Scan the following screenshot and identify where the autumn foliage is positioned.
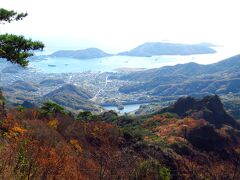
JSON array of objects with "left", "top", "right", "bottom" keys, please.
[
  {"left": 0, "top": 109, "right": 141, "bottom": 179},
  {"left": 0, "top": 104, "right": 240, "bottom": 179}
]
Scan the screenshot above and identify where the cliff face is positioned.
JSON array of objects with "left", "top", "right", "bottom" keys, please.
[{"left": 160, "top": 95, "right": 239, "bottom": 128}]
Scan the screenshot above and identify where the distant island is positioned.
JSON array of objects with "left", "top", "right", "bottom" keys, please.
[
  {"left": 31, "top": 42, "right": 217, "bottom": 60},
  {"left": 50, "top": 48, "right": 111, "bottom": 59},
  {"left": 118, "top": 42, "right": 217, "bottom": 57}
]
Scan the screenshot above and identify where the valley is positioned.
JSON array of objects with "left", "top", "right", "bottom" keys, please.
[{"left": 0, "top": 63, "right": 157, "bottom": 112}]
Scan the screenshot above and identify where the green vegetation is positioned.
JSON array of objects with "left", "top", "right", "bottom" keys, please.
[
  {"left": 76, "top": 111, "right": 93, "bottom": 121},
  {"left": 0, "top": 8, "right": 27, "bottom": 23},
  {"left": 17, "top": 106, "right": 26, "bottom": 112},
  {"left": 39, "top": 101, "right": 66, "bottom": 116},
  {"left": 122, "top": 126, "right": 148, "bottom": 140},
  {"left": 15, "top": 139, "right": 36, "bottom": 179},
  {"left": 0, "top": 8, "right": 44, "bottom": 67},
  {"left": 134, "top": 159, "right": 171, "bottom": 180}
]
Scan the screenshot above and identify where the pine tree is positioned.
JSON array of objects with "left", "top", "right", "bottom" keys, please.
[{"left": 0, "top": 8, "right": 44, "bottom": 67}]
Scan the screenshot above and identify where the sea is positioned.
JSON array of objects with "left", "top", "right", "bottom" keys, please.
[{"left": 29, "top": 47, "right": 239, "bottom": 74}]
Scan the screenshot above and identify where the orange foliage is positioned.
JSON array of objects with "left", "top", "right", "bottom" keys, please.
[
  {"left": 4, "top": 125, "right": 27, "bottom": 140},
  {"left": 11, "top": 125, "right": 27, "bottom": 134},
  {"left": 0, "top": 109, "right": 137, "bottom": 179},
  {"left": 70, "top": 139, "right": 83, "bottom": 154},
  {"left": 146, "top": 115, "right": 208, "bottom": 145},
  {"left": 1, "top": 107, "right": 239, "bottom": 179},
  {"left": 47, "top": 119, "right": 59, "bottom": 129}
]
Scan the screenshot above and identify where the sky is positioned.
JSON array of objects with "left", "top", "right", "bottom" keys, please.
[{"left": 1, "top": 0, "right": 240, "bottom": 53}]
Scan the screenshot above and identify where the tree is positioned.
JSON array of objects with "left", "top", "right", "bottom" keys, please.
[
  {"left": 0, "top": 8, "right": 27, "bottom": 23},
  {"left": 0, "top": 8, "right": 44, "bottom": 67},
  {"left": 134, "top": 159, "right": 171, "bottom": 180},
  {"left": 76, "top": 111, "right": 93, "bottom": 121},
  {"left": 39, "top": 101, "right": 65, "bottom": 117}
]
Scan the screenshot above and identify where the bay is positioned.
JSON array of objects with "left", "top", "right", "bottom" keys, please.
[{"left": 29, "top": 47, "right": 238, "bottom": 73}]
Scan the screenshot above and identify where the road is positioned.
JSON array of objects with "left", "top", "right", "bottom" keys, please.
[{"left": 91, "top": 75, "right": 109, "bottom": 102}]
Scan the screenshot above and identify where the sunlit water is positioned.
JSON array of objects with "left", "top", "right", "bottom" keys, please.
[
  {"left": 29, "top": 47, "right": 240, "bottom": 73},
  {"left": 103, "top": 104, "right": 145, "bottom": 114}
]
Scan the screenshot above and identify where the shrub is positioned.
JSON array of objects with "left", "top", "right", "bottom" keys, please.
[
  {"left": 76, "top": 111, "right": 93, "bottom": 121},
  {"left": 162, "top": 112, "right": 177, "bottom": 119},
  {"left": 17, "top": 106, "right": 26, "bottom": 112},
  {"left": 122, "top": 127, "right": 147, "bottom": 141},
  {"left": 48, "top": 119, "right": 59, "bottom": 129},
  {"left": 134, "top": 159, "right": 171, "bottom": 180}
]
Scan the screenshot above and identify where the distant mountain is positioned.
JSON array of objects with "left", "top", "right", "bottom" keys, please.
[
  {"left": 118, "top": 42, "right": 216, "bottom": 56},
  {"left": 119, "top": 54, "right": 240, "bottom": 93},
  {"left": 50, "top": 48, "right": 111, "bottom": 59},
  {"left": 41, "top": 84, "right": 102, "bottom": 112}
]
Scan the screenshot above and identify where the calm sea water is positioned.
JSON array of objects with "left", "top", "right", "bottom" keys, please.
[
  {"left": 29, "top": 47, "right": 238, "bottom": 73},
  {"left": 29, "top": 55, "right": 179, "bottom": 73},
  {"left": 104, "top": 104, "right": 145, "bottom": 114}
]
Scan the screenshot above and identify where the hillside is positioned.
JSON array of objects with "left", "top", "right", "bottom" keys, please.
[
  {"left": 41, "top": 84, "right": 102, "bottom": 112},
  {"left": 0, "top": 95, "right": 240, "bottom": 179},
  {"left": 50, "top": 48, "right": 111, "bottom": 59},
  {"left": 1, "top": 81, "right": 40, "bottom": 104},
  {"left": 118, "top": 42, "right": 216, "bottom": 56},
  {"left": 119, "top": 55, "right": 240, "bottom": 95},
  {"left": 118, "top": 55, "right": 240, "bottom": 119},
  {"left": 9, "top": 80, "right": 39, "bottom": 92},
  {"left": 120, "top": 54, "right": 240, "bottom": 81}
]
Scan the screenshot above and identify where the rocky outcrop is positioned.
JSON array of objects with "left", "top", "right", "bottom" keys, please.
[
  {"left": 187, "top": 124, "right": 229, "bottom": 151},
  {"left": 160, "top": 95, "right": 239, "bottom": 128}
]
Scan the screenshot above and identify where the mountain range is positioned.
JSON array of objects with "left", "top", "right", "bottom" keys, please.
[{"left": 119, "top": 54, "right": 240, "bottom": 95}]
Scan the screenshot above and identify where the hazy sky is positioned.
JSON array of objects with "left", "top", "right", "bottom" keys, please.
[{"left": 1, "top": 0, "right": 240, "bottom": 53}]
